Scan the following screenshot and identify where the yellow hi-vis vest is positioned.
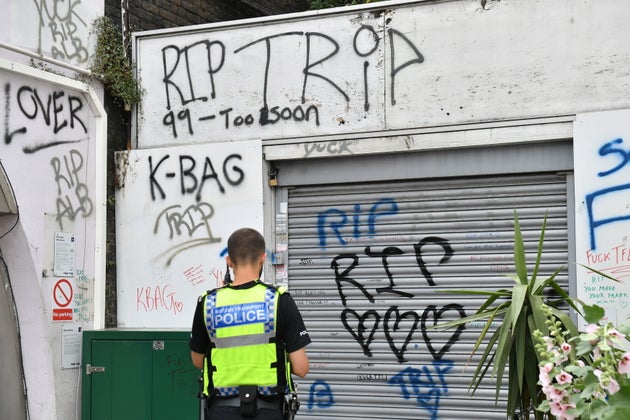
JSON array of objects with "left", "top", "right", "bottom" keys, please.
[{"left": 202, "top": 281, "right": 292, "bottom": 398}]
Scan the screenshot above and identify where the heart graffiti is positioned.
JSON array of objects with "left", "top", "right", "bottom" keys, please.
[
  {"left": 342, "top": 304, "right": 466, "bottom": 362},
  {"left": 421, "top": 304, "right": 466, "bottom": 361},
  {"left": 341, "top": 309, "right": 381, "bottom": 357},
  {"left": 384, "top": 306, "right": 420, "bottom": 363}
]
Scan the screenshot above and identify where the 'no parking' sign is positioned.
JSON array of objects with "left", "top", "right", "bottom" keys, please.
[{"left": 52, "top": 278, "right": 74, "bottom": 322}]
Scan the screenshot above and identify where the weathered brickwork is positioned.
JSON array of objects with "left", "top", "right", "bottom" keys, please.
[{"left": 106, "top": 0, "right": 308, "bottom": 32}]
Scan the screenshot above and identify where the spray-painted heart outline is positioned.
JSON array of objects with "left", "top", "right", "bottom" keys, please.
[
  {"left": 384, "top": 306, "right": 420, "bottom": 363},
  {"left": 421, "top": 304, "right": 466, "bottom": 361},
  {"left": 341, "top": 309, "right": 380, "bottom": 357}
]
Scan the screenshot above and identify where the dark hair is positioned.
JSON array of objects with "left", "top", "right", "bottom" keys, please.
[{"left": 227, "top": 228, "right": 265, "bottom": 266}]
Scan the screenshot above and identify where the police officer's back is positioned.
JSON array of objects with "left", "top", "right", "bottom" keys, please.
[{"left": 190, "top": 228, "right": 311, "bottom": 419}]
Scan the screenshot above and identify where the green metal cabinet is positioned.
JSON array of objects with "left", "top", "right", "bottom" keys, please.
[{"left": 81, "top": 330, "right": 200, "bottom": 420}]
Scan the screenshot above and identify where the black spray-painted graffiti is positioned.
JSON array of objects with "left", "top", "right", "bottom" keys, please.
[
  {"left": 149, "top": 153, "right": 244, "bottom": 202},
  {"left": 51, "top": 149, "right": 93, "bottom": 230},
  {"left": 332, "top": 238, "right": 454, "bottom": 306},
  {"left": 148, "top": 153, "right": 247, "bottom": 265},
  {"left": 153, "top": 202, "right": 222, "bottom": 265},
  {"left": 340, "top": 303, "right": 464, "bottom": 363},
  {"left": 3, "top": 83, "right": 88, "bottom": 153},
  {"left": 320, "top": 196, "right": 462, "bottom": 362},
  {"left": 33, "top": 0, "right": 89, "bottom": 63},
  {"left": 159, "top": 26, "right": 423, "bottom": 137},
  {"left": 315, "top": 196, "right": 465, "bottom": 418}
]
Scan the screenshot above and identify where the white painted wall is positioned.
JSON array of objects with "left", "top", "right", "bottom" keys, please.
[
  {"left": 115, "top": 140, "right": 264, "bottom": 328},
  {"left": 574, "top": 110, "right": 630, "bottom": 328},
  {"left": 0, "top": 0, "right": 99, "bottom": 66},
  {"left": 0, "top": 1, "right": 104, "bottom": 419},
  {"left": 0, "top": 60, "right": 103, "bottom": 420},
  {"left": 134, "top": 0, "right": 630, "bottom": 149}
]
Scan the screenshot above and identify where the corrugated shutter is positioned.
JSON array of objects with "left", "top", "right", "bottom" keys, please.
[{"left": 287, "top": 173, "right": 569, "bottom": 420}]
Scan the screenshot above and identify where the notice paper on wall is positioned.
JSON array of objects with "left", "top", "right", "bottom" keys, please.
[
  {"left": 53, "top": 232, "right": 75, "bottom": 277},
  {"left": 61, "top": 324, "right": 82, "bottom": 369}
]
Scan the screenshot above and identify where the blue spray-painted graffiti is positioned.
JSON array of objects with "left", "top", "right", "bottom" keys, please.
[
  {"left": 315, "top": 196, "right": 466, "bottom": 417},
  {"left": 317, "top": 198, "right": 398, "bottom": 248},
  {"left": 585, "top": 137, "right": 630, "bottom": 250},
  {"left": 586, "top": 182, "right": 630, "bottom": 251},
  {"left": 307, "top": 379, "right": 335, "bottom": 410},
  {"left": 388, "top": 360, "right": 454, "bottom": 420}
]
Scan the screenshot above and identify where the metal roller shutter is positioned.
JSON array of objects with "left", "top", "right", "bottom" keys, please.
[{"left": 287, "top": 173, "right": 569, "bottom": 420}]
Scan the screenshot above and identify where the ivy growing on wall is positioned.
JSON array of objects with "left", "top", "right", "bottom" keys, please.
[{"left": 90, "top": 16, "right": 143, "bottom": 109}]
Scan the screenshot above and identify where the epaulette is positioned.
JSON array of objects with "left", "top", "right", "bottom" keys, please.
[
  {"left": 258, "top": 281, "right": 287, "bottom": 295},
  {"left": 197, "top": 286, "right": 224, "bottom": 302}
]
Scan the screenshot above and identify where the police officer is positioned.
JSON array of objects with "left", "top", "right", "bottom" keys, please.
[{"left": 190, "top": 228, "right": 311, "bottom": 419}]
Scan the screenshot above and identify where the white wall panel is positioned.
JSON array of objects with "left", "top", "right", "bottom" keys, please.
[
  {"left": 134, "top": 0, "right": 630, "bottom": 148},
  {"left": 115, "top": 140, "right": 264, "bottom": 328}
]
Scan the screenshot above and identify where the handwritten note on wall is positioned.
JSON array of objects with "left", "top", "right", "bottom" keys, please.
[
  {"left": 574, "top": 109, "right": 630, "bottom": 326},
  {"left": 115, "top": 140, "right": 263, "bottom": 328}
]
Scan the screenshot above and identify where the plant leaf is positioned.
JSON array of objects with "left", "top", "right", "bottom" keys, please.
[
  {"left": 436, "top": 289, "right": 511, "bottom": 297},
  {"left": 430, "top": 306, "right": 508, "bottom": 330},
  {"left": 547, "top": 279, "right": 582, "bottom": 314},
  {"left": 469, "top": 306, "right": 505, "bottom": 358},
  {"left": 549, "top": 305, "right": 579, "bottom": 338},
  {"left": 493, "top": 322, "right": 514, "bottom": 401},
  {"left": 510, "top": 284, "right": 528, "bottom": 333},
  {"left": 582, "top": 303, "right": 606, "bottom": 324},
  {"left": 507, "top": 352, "right": 520, "bottom": 417},
  {"left": 469, "top": 329, "right": 500, "bottom": 395},
  {"left": 513, "top": 210, "right": 528, "bottom": 285},
  {"left": 529, "top": 212, "right": 548, "bottom": 289},
  {"left": 530, "top": 265, "right": 565, "bottom": 296},
  {"left": 577, "top": 263, "right": 621, "bottom": 283},
  {"left": 514, "top": 309, "right": 527, "bottom": 395}
]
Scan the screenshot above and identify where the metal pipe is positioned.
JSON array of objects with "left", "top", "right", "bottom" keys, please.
[{"left": 0, "top": 41, "right": 91, "bottom": 76}]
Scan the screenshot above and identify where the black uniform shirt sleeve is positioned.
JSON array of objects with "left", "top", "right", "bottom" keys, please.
[
  {"left": 277, "top": 292, "right": 311, "bottom": 353},
  {"left": 189, "top": 296, "right": 209, "bottom": 354}
]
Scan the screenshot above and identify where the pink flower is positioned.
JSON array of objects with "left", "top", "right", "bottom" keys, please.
[
  {"left": 549, "top": 401, "right": 564, "bottom": 417},
  {"left": 549, "top": 386, "right": 567, "bottom": 402},
  {"left": 608, "top": 328, "right": 624, "bottom": 340},
  {"left": 555, "top": 371, "right": 573, "bottom": 385},
  {"left": 618, "top": 352, "right": 630, "bottom": 374},
  {"left": 545, "top": 337, "right": 555, "bottom": 351},
  {"left": 542, "top": 383, "right": 555, "bottom": 398},
  {"left": 539, "top": 370, "right": 551, "bottom": 386},
  {"left": 550, "top": 401, "right": 576, "bottom": 419},
  {"left": 561, "top": 342, "right": 572, "bottom": 353},
  {"left": 605, "top": 378, "right": 621, "bottom": 395},
  {"left": 586, "top": 324, "right": 600, "bottom": 334},
  {"left": 539, "top": 362, "right": 555, "bottom": 386}
]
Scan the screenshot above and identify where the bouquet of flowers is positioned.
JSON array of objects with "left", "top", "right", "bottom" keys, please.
[{"left": 534, "top": 303, "right": 630, "bottom": 419}]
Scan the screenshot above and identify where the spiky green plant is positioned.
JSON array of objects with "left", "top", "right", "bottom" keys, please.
[{"left": 437, "top": 210, "right": 581, "bottom": 419}]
